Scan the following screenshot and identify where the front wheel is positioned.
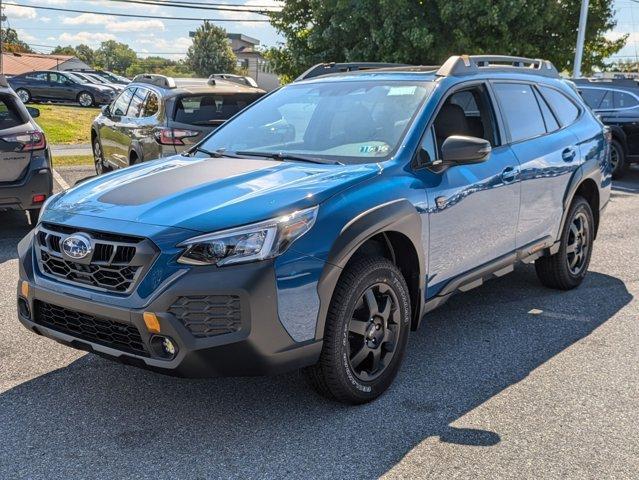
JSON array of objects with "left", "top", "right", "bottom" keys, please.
[
  {"left": 77, "top": 91, "right": 95, "bottom": 107},
  {"left": 535, "top": 196, "right": 594, "bottom": 290},
  {"left": 303, "top": 256, "right": 411, "bottom": 404}
]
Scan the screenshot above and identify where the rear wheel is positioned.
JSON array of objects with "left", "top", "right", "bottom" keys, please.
[
  {"left": 77, "top": 91, "right": 94, "bottom": 107},
  {"left": 535, "top": 196, "right": 594, "bottom": 290},
  {"left": 16, "top": 88, "right": 31, "bottom": 104},
  {"left": 93, "top": 138, "right": 112, "bottom": 175},
  {"left": 610, "top": 139, "right": 627, "bottom": 179},
  {"left": 304, "top": 256, "right": 411, "bottom": 404}
]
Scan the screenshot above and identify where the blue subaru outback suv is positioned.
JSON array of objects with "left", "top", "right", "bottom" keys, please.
[{"left": 17, "top": 56, "right": 610, "bottom": 404}]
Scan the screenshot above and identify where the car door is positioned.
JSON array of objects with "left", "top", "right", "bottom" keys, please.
[
  {"left": 47, "top": 72, "right": 77, "bottom": 102},
  {"left": 135, "top": 89, "right": 162, "bottom": 161},
  {"left": 415, "top": 83, "right": 521, "bottom": 293},
  {"left": 100, "top": 87, "right": 135, "bottom": 167},
  {"left": 21, "top": 72, "right": 49, "bottom": 98},
  {"left": 492, "top": 82, "right": 581, "bottom": 249},
  {"left": 116, "top": 87, "right": 147, "bottom": 165}
]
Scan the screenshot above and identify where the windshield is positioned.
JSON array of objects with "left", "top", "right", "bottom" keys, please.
[{"left": 199, "top": 80, "right": 433, "bottom": 164}]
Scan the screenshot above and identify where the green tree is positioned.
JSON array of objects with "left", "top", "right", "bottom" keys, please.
[
  {"left": 1, "top": 28, "right": 33, "bottom": 53},
  {"left": 270, "top": 0, "right": 626, "bottom": 78},
  {"left": 95, "top": 40, "right": 137, "bottom": 74},
  {"left": 75, "top": 44, "right": 96, "bottom": 66},
  {"left": 186, "top": 21, "right": 237, "bottom": 76},
  {"left": 126, "top": 56, "right": 194, "bottom": 77},
  {"left": 51, "top": 45, "right": 77, "bottom": 56}
]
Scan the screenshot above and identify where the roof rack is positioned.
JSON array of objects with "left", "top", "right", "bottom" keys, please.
[
  {"left": 437, "top": 55, "right": 559, "bottom": 78},
  {"left": 295, "top": 62, "right": 409, "bottom": 81},
  {"left": 132, "top": 74, "right": 177, "bottom": 89}
]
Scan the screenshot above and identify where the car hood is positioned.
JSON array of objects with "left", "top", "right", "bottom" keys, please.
[{"left": 46, "top": 156, "right": 381, "bottom": 232}]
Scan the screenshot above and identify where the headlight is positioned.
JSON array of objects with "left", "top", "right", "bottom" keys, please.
[{"left": 177, "top": 206, "right": 318, "bottom": 266}]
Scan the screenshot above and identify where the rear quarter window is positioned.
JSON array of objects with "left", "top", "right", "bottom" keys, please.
[
  {"left": 613, "top": 91, "right": 639, "bottom": 109},
  {"left": 538, "top": 86, "right": 580, "bottom": 126},
  {"left": 0, "top": 96, "right": 27, "bottom": 129},
  {"left": 174, "top": 93, "right": 263, "bottom": 126}
]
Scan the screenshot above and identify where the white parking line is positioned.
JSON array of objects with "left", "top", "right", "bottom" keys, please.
[{"left": 52, "top": 168, "right": 70, "bottom": 191}]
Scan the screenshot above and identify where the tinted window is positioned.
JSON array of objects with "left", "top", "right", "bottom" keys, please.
[
  {"left": 174, "top": 93, "right": 262, "bottom": 126},
  {"left": 112, "top": 88, "right": 135, "bottom": 116},
  {"left": 538, "top": 86, "right": 579, "bottom": 126},
  {"left": 613, "top": 91, "right": 639, "bottom": 109},
  {"left": 127, "top": 88, "right": 147, "bottom": 117},
  {"left": 25, "top": 72, "right": 47, "bottom": 81},
  {"left": 0, "top": 95, "right": 27, "bottom": 129},
  {"left": 579, "top": 88, "right": 607, "bottom": 109},
  {"left": 143, "top": 92, "right": 159, "bottom": 117},
  {"left": 534, "top": 88, "right": 560, "bottom": 132},
  {"left": 599, "top": 90, "right": 613, "bottom": 109},
  {"left": 49, "top": 72, "right": 73, "bottom": 85},
  {"left": 494, "top": 83, "right": 546, "bottom": 142}
]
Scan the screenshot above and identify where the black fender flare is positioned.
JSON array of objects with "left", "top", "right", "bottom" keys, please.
[
  {"left": 128, "top": 142, "right": 144, "bottom": 165},
  {"left": 314, "top": 199, "right": 425, "bottom": 340},
  {"left": 557, "top": 164, "right": 601, "bottom": 244}
]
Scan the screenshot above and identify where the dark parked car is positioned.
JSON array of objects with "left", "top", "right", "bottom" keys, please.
[
  {"left": 8, "top": 70, "right": 117, "bottom": 107},
  {"left": 71, "top": 71, "right": 123, "bottom": 94},
  {"left": 91, "top": 74, "right": 265, "bottom": 174},
  {"left": 575, "top": 78, "right": 639, "bottom": 178},
  {"left": 68, "top": 69, "right": 130, "bottom": 85},
  {"left": 0, "top": 76, "right": 52, "bottom": 224}
]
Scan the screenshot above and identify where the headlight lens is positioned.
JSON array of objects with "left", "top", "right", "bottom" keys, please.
[{"left": 177, "top": 206, "right": 318, "bottom": 266}]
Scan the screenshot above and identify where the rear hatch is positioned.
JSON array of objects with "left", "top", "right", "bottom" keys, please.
[
  {"left": 0, "top": 94, "right": 38, "bottom": 183},
  {"left": 161, "top": 92, "right": 264, "bottom": 154}
]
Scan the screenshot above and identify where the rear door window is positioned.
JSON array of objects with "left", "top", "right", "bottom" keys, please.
[
  {"left": 493, "top": 83, "right": 546, "bottom": 142},
  {"left": 598, "top": 90, "right": 613, "bottom": 110},
  {"left": 0, "top": 95, "right": 27, "bottom": 129},
  {"left": 579, "top": 88, "right": 607, "bottom": 109},
  {"left": 534, "top": 88, "right": 560, "bottom": 132},
  {"left": 127, "top": 88, "right": 147, "bottom": 118},
  {"left": 174, "top": 93, "right": 262, "bottom": 126},
  {"left": 24, "top": 72, "right": 47, "bottom": 82},
  {"left": 538, "top": 86, "right": 579, "bottom": 126},
  {"left": 112, "top": 88, "right": 135, "bottom": 116},
  {"left": 613, "top": 91, "right": 639, "bottom": 109}
]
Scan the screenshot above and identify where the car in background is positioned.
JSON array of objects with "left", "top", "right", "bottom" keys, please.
[
  {"left": 91, "top": 74, "right": 265, "bottom": 174},
  {"left": 71, "top": 71, "right": 123, "bottom": 94},
  {"left": 0, "top": 76, "right": 52, "bottom": 224},
  {"left": 8, "top": 70, "right": 117, "bottom": 107},
  {"left": 574, "top": 78, "right": 639, "bottom": 178},
  {"left": 69, "top": 69, "right": 130, "bottom": 85}
]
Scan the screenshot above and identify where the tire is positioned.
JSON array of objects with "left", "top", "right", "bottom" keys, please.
[
  {"left": 77, "top": 91, "right": 95, "bottom": 107},
  {"left": 27, "top": 208, "right": 40, "bottom": 225},
  {"left": 303, "top": 256, "right": 411, "bottom": 404},
  {"left": 93, "top": 138, "right": 112, "bottom": 175},
  {"left": 535, "top": 196, "right": 594, "bottom": 290},
  {"left": 610, "top": 139, "right": 627, "bottom": 180},
  {"left": 16, "top": 88, "right": 31, "bottom": 104},
  {"left": 129, "top": 153, "right": 139, "bottom": 166}
]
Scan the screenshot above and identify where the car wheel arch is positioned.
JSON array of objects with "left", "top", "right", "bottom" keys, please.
[
  {"left": 314, "top": 199, "right": 425, "bottom": 341},
  {"left": 560, "top": 171, "right": 601, "bottom": 241}
]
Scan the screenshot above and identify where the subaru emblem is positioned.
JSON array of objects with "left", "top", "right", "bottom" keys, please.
[{"left": 61, "top": 234, "right": 92, "bottom": 260}]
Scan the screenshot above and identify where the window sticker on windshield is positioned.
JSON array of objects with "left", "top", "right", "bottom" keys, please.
[
  {"left": 359, "top": 144, "right": 390, "bottom": 155},
  {"left": 388, "top": 86, "right": 417, "bottom": 96}
]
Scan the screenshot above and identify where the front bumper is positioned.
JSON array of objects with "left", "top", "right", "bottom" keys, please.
[
  {"left": 0, "top": 149, "right": 53, "bottom": 211},
  {"left": 17, "top": 233, "right": 322, "bottom": 377}
]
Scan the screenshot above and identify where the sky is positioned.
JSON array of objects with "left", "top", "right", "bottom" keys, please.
[
  {"left": 2, "top": 0, "right": 285, "bottom": 60},
  {"left": 2, "top": 0, "right": 639, "bottom": 64}
]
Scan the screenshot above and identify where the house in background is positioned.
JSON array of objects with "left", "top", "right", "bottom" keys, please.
[
  {"left": 1, "top": 52, "right": 91, "bottom": 76},
  {"left": 227, "top": 33, "right": 280, "bottom": 91}
]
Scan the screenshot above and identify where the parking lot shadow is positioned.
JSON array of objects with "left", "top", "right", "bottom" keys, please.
[
  {"left": 612, "top": 165, "right": 639, "bottom": 195},
  {"left": 0, "top": 267, "right": 632, "bottom": 479},
  {"left": 0, "top": 211, "right": 31, "bottom": 263}
]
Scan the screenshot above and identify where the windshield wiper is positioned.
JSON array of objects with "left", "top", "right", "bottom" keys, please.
[
  {"left": 235, "top": 151, "right": 344, "bottom": 165},
  {"left": 191, "top": 147, "right": 242, "bottom": 159}
]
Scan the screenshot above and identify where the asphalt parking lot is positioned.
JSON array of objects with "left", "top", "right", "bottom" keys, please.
[{"left": 0, "top": 166, "right": 637, "bottom": 479}]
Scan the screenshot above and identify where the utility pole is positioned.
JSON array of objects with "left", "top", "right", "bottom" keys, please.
[
  {"left": 573, "top": 0, "right": 589, "bottom": 78},
  {"left": 0, "top": 0, "right": 4, "bottom": 75}
]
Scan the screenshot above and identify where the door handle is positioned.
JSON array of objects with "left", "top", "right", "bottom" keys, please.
[
  {"left": 562, "top": 147, "right": 577, "bottom": 162},
  {"left": 501, "top": 166, "right": 520, "bottom": 183}
]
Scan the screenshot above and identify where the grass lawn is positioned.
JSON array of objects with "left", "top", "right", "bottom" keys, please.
[
  {"left": 32, "top": 104, "right": 100, "bottom": 145},
  {"left": 52, "top": 155, "right": 94, "bottom": 167}
]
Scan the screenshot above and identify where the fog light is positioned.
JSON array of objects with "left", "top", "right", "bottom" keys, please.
[
  {"left": 32, "top": 194, "right": 46, "bottom": 204},
  {"left": 149, "top": 335, "right": 178, "bottom": 359},
  {"left": 17, "top": 298, "right": 30, "bottom": 319}
]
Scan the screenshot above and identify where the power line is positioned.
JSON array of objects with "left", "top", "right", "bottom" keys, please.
[
  {"left": 100, "top": 0, "right": 281, "bottom": 14},
  {"left": 3, "top": 2, "right": 273, "bottom": 22}
]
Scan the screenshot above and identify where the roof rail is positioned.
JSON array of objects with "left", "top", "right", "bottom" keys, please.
[
  {"left": 437, "top": 55, "right": 559, "bottom": 78},
  {"left": 295, "top": 62, "right": 409, "bottom": 81},
  {"left": 132, "top": 74, "right": 176, "bottom": 89},
  {"left": 209, "top": 74, "right": 259, "bottom": 88}
]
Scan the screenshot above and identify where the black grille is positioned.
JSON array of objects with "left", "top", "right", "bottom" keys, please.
[
  {"left": 35, "top": 224, "right": 156, "bottom": 294},
  {"left": 34, "top": 301, "right": 148, "bottom": 356},
  {"left": 169, "top": 295, "right": 242, "bottom": 338}
]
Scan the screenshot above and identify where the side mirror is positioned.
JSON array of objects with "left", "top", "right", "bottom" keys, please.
[
  {"left": 26, "top": 107, "right": 40, "bottom": 118},
  {"left": 441, "top": 135, "right": 491, "bottom": 165},
  {"left": 101, "top": 105, "right": 111, "bottom": 117}
]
